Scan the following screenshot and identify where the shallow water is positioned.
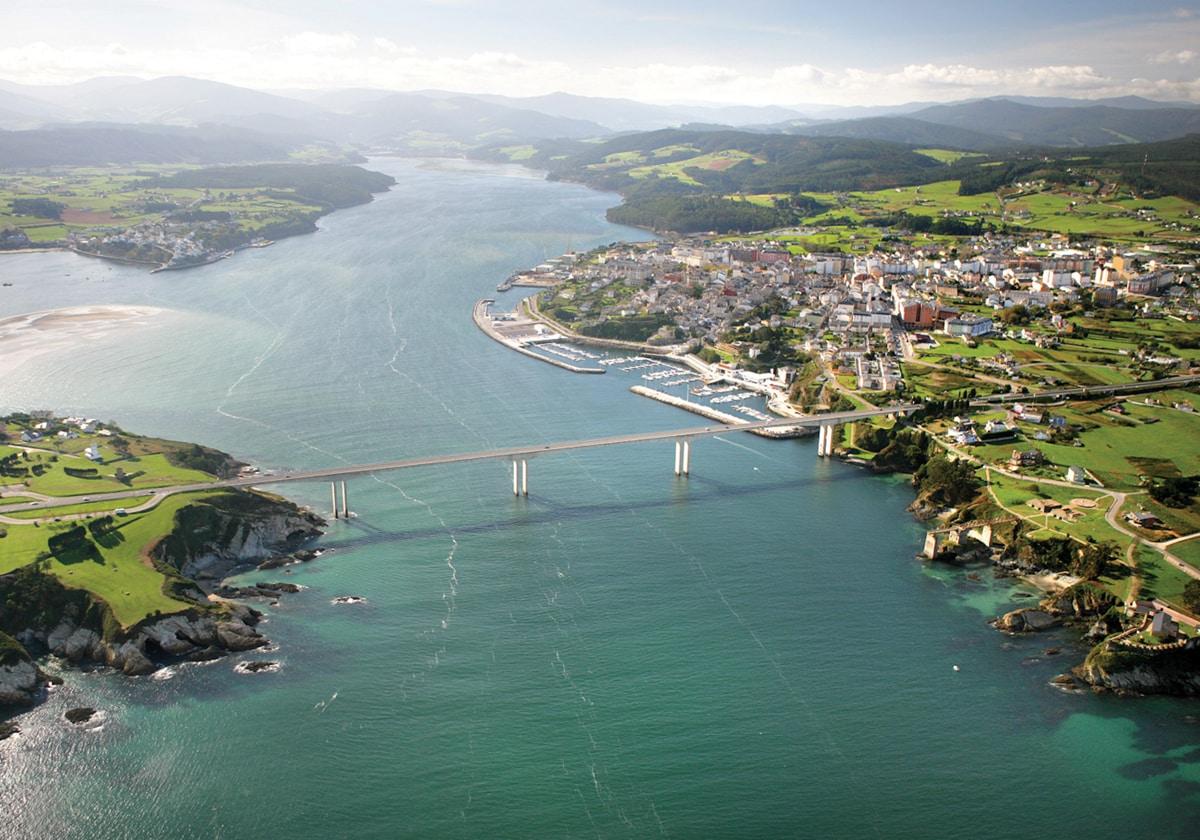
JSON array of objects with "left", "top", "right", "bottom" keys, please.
[{"left": 0, "top": 158, "right": 1195, "bottom": 838}]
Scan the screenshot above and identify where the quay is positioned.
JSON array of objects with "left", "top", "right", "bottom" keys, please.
[
  {"left": 472, "top": 299, "right": 604, "bottom": 374},
  {"left": 630, "top": 386, "right": 810, "bottom": 438}
]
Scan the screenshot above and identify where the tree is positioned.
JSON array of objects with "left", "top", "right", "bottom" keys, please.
[
  {"left": 1184, "top": 579, "right": 1200, "bottom": 613},
  {"left": 1072, "top": 540, "right": 1118, "bottom": 580},
  {"left": 1148, "top": 476, "right": 1198, "bottom": 509},
  {"left": 915, "top": 455, "right": 979, "bottom": 506}
]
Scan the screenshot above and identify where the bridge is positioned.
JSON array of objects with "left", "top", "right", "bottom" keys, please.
[{"left": 1, "top": 404, "right": 918, "bottom": 516}]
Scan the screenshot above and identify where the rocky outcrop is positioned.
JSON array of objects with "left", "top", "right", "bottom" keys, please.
[
  {"left": 1077, "top": 640, "right": 1200, "bottom": 696},
  {"left": 1040, "top": 583, "right": 1117, "bottom": 621},
  {"left": 13, "top": 603, "right": 268, "bottom": 679},
  {"left": 152, "top": 491, "right": 324, "bottom": 586},
  {"left": 995, "top": 608, "right": 1059, "bottom": 633},
  {"left": 0, "top": 660, "right": 42, "bottom": 706}
]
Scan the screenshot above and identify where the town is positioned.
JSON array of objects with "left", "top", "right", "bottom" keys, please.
[{"left": 485, "top": 227, "right": 1200, "bottom": 653}]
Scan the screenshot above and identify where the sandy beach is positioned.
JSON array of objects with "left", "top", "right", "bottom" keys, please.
[{"left": 0, "top": 304, "right": 165, "bottom": 376}]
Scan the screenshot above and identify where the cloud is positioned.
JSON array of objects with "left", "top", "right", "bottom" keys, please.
[
  {"left": 281, "top": 31, "right": 359, "bottom": 54},
  {"left": 0, "top": 35, "right": 1196, "bottom": 106},
  {"left": 1150, "top": 48, "right": 1197, "bottom": 65}
]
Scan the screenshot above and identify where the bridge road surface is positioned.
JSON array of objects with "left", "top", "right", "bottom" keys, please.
[{"left": 1, "top": 404, "right": 917, "bottom": 515}]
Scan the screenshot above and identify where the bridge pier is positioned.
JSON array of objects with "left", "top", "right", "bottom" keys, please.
[
  {"left": 512, "top": 459, "right": 519, "bottom": 496},
  {"left": 817, "top": 424, "right": 836, "bottom": 457},
  {"left": 331, "top": 482, "right": 338, "bottom": 519},
  {"left": 682, "top": 441, "right": 691, "bottom": 476},
  {"left": 521, "top": 459, "right": 528, "bottom": 496},
  {"left": 674, "top": 441, "right": 682, "bottom": 476},
  {"left": 340, "top": 481, "right": 349, "bottom": 518}
]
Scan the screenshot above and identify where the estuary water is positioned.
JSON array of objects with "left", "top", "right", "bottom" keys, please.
[{"left": 0, "top": 158, "right": 1196, "bottom": 839}]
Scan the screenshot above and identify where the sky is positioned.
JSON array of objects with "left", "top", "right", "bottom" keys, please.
[{"left": 2, "top": 0, "right": 1199, "bottom": 106}]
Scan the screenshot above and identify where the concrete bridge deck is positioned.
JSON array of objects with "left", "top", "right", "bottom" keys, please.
[{"left": 1, "top": 404, "right": 917, "bottom": 514}]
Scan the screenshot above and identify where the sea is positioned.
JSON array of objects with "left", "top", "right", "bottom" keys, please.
[{"left": 0, "top": 157, "right": 1195, "bottom": 839}]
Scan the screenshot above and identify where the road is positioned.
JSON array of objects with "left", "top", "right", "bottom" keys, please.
[
  {"left": 0, "top": 403, "right": 918, "bottom": 516},
  {"left": 971, "top": 373, "right": 1200, "bottom": 405}
]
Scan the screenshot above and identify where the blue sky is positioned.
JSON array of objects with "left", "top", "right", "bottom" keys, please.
[{"left": 2, "top": 0, "right": 1198, "bottom": 104}]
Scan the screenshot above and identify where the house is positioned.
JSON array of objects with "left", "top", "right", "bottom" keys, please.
[
  {"left": 84, "top": 445, "right": 103, "bottom": 462},
  {"left": 1126, "top": 599, "right": 1157, "bottom": 618},
  {"left": 947, "top": 427, "right": 980, "bottom": 445},
  {"left": 1051, "top": 506, "right": 1083, "bottom": 522},
  {"left": 980, "top": 419, "right": 1016, "bottom": 442},
  {"left": 1010, "top": 449, "right": 1045, "bottom": 468},
  {"left": 1029, "top": 498, "right": 1061, "bottom": 513},
  {"left": 1151, "top": 611, "right": 1180, "bottom": 642},
  {"left": 1125, "top": 511, "right": 1164, "bottom": 529},
  {"left": 1065, "top": 465, "right": 1088, "bottom": 484}
]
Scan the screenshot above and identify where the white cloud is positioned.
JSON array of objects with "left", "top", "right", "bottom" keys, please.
[
  {"left": 1150, "top": 49, "right": 1197, "bottom": 65},
  {"left": 0, "top": 35, "right": 1196, "bottom": 106},
  {"left": 281, "top": 31, "right": 359, "bottom": 55}
]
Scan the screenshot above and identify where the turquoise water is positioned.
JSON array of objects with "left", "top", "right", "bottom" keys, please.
[{"left": 0, "top": 158, "right": 1196, "bottom": 838}]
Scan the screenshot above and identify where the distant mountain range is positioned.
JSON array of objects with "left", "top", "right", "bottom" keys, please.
[{"left": 0, "top": 75, "right": 1199, "bottom": 166}]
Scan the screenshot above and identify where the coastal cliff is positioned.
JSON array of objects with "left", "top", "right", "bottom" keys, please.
[
  {"left": 1077, "top": 641, "right": 1200, "bottom": 696},
  {"left": 150, "top": 490, "right": 325, "bottom": 584}
]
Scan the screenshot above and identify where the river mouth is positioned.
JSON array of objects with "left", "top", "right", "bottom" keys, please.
[{"left": 1, "top": 157, "right": 1198, "bottom": 838}]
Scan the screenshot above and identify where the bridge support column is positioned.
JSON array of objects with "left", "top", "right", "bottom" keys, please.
[
  {"left": 331, "top": 482, "right": 338, "bottom": 519},
  {"left": 521, "top": 460, "right": 528, "bottom": 496},
  {"left": 682, "top": 441, "right": 691, "bottom": 476},
  {"left": 340, "top": 481, "right": 349, "bottom": 518},
  {"left": 512, "top": 460, "right": 519, "bottom": 496},
  {"left": 674, "top": 441, "right": 682, "bottom": 476}
]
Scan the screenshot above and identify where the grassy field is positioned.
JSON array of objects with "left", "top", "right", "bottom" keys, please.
[
  {"left": 1172, "top": 538, "right": 1200, "bottom": 571},
  {"left": 766, "top": 178, "right": 1200, "bottom": 245},
  {"left": 2, "top": 444, "right": 214, "bottom": 497},
  {"left": 625, "top": 150, "right": 765, "bottom": 187},
  {"left": 0, "top": 166, "right": 322, "bottom": 243},
  {"left": 914, "top": 149, "right": 987, "bottom": 165},
  {"left": 968, "top": 399, "right": 1200, "bottom": 491},
  {"left": 0, "top": 491, "right": 221, "bottom": 628},
  {"left": 987, "top": 470, "right": 1117, "bottom": 544}
]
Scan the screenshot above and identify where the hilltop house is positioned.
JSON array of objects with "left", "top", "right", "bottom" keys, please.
[{"left": 1065, "top": 465, "right": 1088, "bottom": 484}]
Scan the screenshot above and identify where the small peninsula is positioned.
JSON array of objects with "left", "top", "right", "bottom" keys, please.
[
  {"left": 0, "top": 413, "right": 325, "bottom": 713},
  {"left": 0, "top": 162, "right": 395, "bottom": 271}
]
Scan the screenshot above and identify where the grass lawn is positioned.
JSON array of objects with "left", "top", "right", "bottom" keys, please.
[
  {"left": 7, "top": 447, "right": 214, "bottom": 497},
  {"left": 1138, "top": 546, "right": 1195, "bottom": 610},
  {"left": 1171, "top": 538, "right": 1200, "bottom": 572}
]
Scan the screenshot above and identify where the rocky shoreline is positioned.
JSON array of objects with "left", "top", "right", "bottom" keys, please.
[{"left": 836, "top": 448, "right": 1200, "bottom": 697}]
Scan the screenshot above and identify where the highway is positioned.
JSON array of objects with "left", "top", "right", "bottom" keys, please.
[
  {"left": 971, "top": 373, "right": 1200, "bottom": 405},
  {"left": 0, "top": 403, "right": 918, "bottom": 515}
]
